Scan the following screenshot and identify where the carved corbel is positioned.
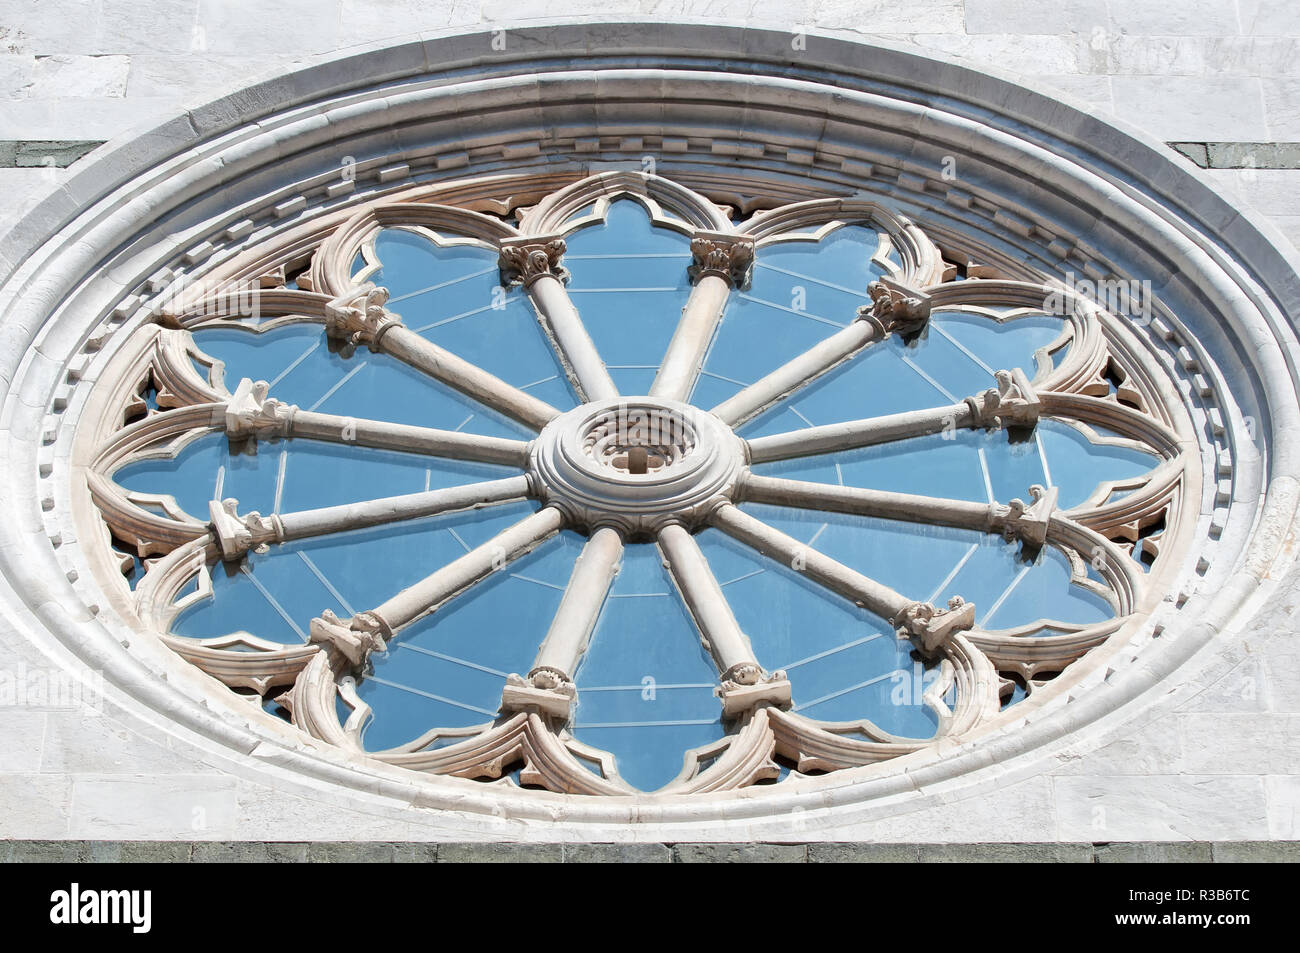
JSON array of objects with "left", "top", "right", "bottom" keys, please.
[
  {"left": 224, "top": 377, "right": 296, "bottom": 441},
  {"left": 994, "top": 484, "right": 1058, "bottom": 550},
  {"left": 688, "top": 233, "right": 755, "bottom": 288},
  {"left": 500, "top": 667, "right": 577, "bottom": 721},
  {"left": 717, "top": 662, "right": 792, "bottom": 718},
  {"left": 498, "top": 238, "right": 569, "bottom": 287},
  {"left": 324, "top": 284, "right": 402, "bottom": 350},
  {"left": 857, "top": 276, "right": 932, "bottom": 337},
  {"left": 969, "top": 367, "right": 1041, "bottom": 430},
  {"left": 208, "top": 498, "right": 284, "bottom": 561},
  {"left": 308, "top": 609, "right": 392, "bottom": 668},
  {"left": 894, "top": 597, "right": 976, "bottom": 657}
]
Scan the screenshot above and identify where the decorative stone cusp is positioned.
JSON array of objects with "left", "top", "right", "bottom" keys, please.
[
  {"left": 224, "top": 377, "right": 296, "bottom": 440},
  {"left": 308, "top": 609, "right": 391, "bottom": 667},
  {"left": 996, "top": 484, "right": 1058, "bottom": 549},
  {"left": 501, "top": 668, "right": 578, "bottom": 721},
  {"left": 324, "top": 284, "right": 401, "bottom": 350},
  {"left": 208, "top": 497, "right": 282, "bottom": 561},
  {"left": 717, "top": 663, "right": 792, "bottom": 717},
  {"left": 894, "top": 597, "right": 976, "bottom": 656},
  {"left": 970, "top": 368, "right": 1041, "bottom": 430}
]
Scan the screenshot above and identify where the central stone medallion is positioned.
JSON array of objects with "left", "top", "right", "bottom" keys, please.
[{"left": 530, "top": 398, "right": 745, "bottom": 537}]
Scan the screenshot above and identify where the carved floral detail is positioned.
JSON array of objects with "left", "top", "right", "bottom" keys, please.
[
  {"left": 858, "top": 277, "right": 931, "bottom": 336},
  {"left": 498, "top": 238, "right": 569, "bottom": 287},
  {"left": 688, "top": 234, "right": 755, "bottom": 287}
]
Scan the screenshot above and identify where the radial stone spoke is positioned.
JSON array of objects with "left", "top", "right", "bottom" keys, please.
[
  {"left": 710, "top": 319, "right": 883, "bottom": 428},
  {"left": 746, "top": 402, "right": 976, "bottom": 462},
  {"left": 501, "top": 525, "right": 624, "bottom": 720},
  {"left": 500, "top": 237, "right": 618, "bottom": 402},
  {"left": 209, "top": 475, "right": 535, "bottom": 561},
  {"left": 379, "top": 326, "right": 560, "bottom": 430},
  {"left": 710, "top": 503, "right": 976, "bottom": 657},
  {"left": 372, "top": 507, "right": 564, "bottom": 631},
  {"left": 304, "top": 507, "right": 566, "bottom": 668},
  {"left": 744, "top": 368, "right": 1042, "bottom": 461},
  {"left": 651, "top": 234, "right": 754, "bottom": 402},
  {"left": 324, "top": 285, "right": 560, "bottom": 431},
  {"left": 657, "top": 522, "right": 790, "bottom": 716},
  {"left": 710, "top": 277, "right": 932, "bottom": 428},
  {"left": 737, "top": 473, "right": 1057, "bottom": 549},
  {"left": 224, "top": 378, "right": 533, "bottom": 466}
]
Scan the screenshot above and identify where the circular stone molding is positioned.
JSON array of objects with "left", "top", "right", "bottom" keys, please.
[
  {"left": 531, "top": 399, "right": 743, "bottom": 536},
  {"left": 3, "top": 20, "right": 1299, "bottom": 836}
]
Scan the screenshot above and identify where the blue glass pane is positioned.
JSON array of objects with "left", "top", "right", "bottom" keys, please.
[
  {"left": 358, "top": 528, "right": 584, "bottom": 751},
  {"left": 571, "top": 543, "right": 725, "bottom": 792},
  {"left": 171, "top": 502, "right": 542, "bottom": 649},
  {"left": 192, "top": 324, "right": 532, "bottom": 439},
  {"left": 751, "top": 421, "right": 1156, "bottom": 512},
  {"left": 563, "top": 200, "right": 693, "bottom": 382},
  {"left": 736, "top": 503, "right": 1113, "bottom": 634},
  {"left": 734, "top": 313, "right": 1064, "bottom": 431},
  {"left": 694, "top": 225, "right": 888, "bottom": 402},
  {"left": 116, "top": 432, "right": 515, "bottom": 521},
  {"left": 695, "top": 528, "right": 938, "bottom": 737},
  {"left": 370, "top": 230, "right": 577, "bottom": 409}
]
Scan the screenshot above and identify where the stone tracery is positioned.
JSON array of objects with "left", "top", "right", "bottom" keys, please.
[{"left": 79, "top": 170, "right": 1195, "bottom": 795}]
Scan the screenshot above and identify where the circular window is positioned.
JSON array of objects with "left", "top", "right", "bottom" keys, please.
[
  {"left": 8, "top": 24, "right": 1298, "bottom": 828},
  {"left": 76, "top": 173, "right": 1191, "bottom": 794}
]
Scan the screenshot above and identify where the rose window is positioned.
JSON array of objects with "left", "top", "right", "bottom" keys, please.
[{"left": 81, "top": 171, "right": 1190, "bottom": 794}]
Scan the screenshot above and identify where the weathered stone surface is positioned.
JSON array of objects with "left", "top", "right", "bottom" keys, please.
[
  {"left": 0, "top": 775, "right": 71, "bottom": 837},
  {"left": 919, "top": 843, "right": 1093, "bottom": 863},
  {"left": 1111, "top": 77, "right": 1269, "bottom": 141},
  {"left": 436, "top": 843, "right": 565, "bottom": 863},
  {"left": 1093, "top": 842, "right": 1214, "bottom": 863},
  {"left": 29, "top": 55, "right": 129, "bottom": 97},
  {"left": 1056, "top": 776, "right": 1270, "bottom": 841},
  {"left": 191, "top": 841, "right": 310, "bottom": 862},
  {"left": 562, "top": 843, "right": 672, "bottom": 863},
  {"left": 1211, "top": 840, "right": 1300, "bottom": 862},
  {"left": 672, "top": 844, "right": 807, "bottom": 863},
  {"left": 69, "top": 776, "right": 238, "bottom": 839},
  {"left": 0, "top": 711, "right": 44, "bottom": 772},
  {"left": 809, "top": 843, "right": 920, "bottom": 863},
  {"left": 1178, "top": 714, "right": 1300, "bottom": 775},
  {"left": 0, "top": 8, "right": 1295, "bottom": 852},
  {"left": 965, "top": 0, "right": 1107, "bottom": 36},
  {"left": 306, "top": 842, "right": 398, "bottom": 863}
]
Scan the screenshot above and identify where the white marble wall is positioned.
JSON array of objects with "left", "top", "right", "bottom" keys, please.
[
  {"left": 0, "top": 1, "right": 1297, "bottom": 843},
  {"left": 2, "top": 2, "right": 1298, "bottom": 248}
]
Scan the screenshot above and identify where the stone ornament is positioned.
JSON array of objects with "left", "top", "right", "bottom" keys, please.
[{"left": 71, "top": 170, "right": 1197, "bottom": 797}]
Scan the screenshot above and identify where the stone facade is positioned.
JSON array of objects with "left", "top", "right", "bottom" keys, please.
[{"left": 0, "top": 7, "right": 1297, "bottom": 847}]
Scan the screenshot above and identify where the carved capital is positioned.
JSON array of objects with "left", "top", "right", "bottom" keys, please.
[
  {"left": 994, "top": 484, "right": 1058, "bottom": 549},
  {"left": 689, "top": 233, "right": 755, "bottom": 287},
  {"left": 717, "top": 663, "right": 792, "bottom": 717},
  {"left": 324, "top": 284, "right": 401, "bottom": 350},
  {"left": 499, "top": 238, "right": 568, "bottom": 287},
  {"left": 308, "top": 609, "right": 392, "bottom": 668},
  {"left": 969, "top": 367, "right": 1041, "bottom": 430},
  {"left": 501, "top": 667, "right": 577, "bottom": 720},
  {"left": 857, "top": 277, "right": 931, "bottom": 337},
  {"left": 208, "top": 498, "right": 283, "bottom": 561},
  {"left": 894, "top": 596, "right": 976, "bottom": 657},
  {"left": 224, "top": 377, "right": 296, "bottom": 441}
]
